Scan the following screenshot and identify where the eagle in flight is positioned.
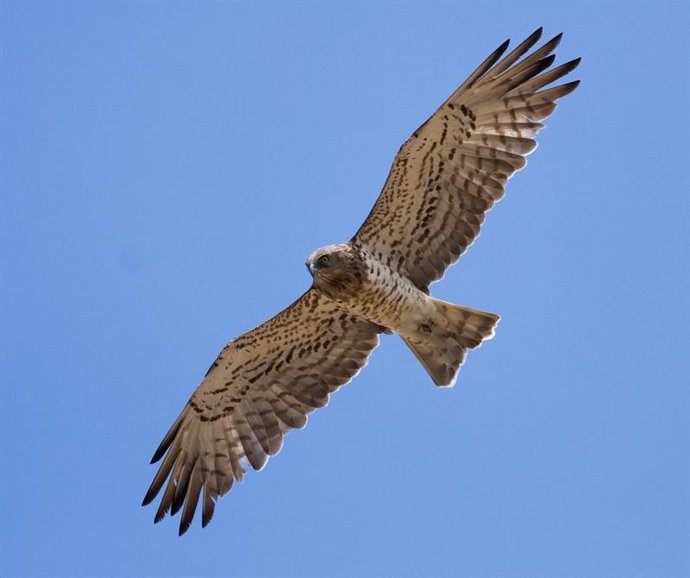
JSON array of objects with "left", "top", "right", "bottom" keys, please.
[{"left": 143, "top": 28, "right": 580, "bottom": 534}]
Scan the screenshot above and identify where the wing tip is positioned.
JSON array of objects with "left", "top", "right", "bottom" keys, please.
[
  {"left": 141, "top": 491, "right": 155, "bottom": 507},
  {"left": 149, "top": 409, "right": 187, "bottom": 465},
  {"left": 496, "top": 37, "right": 511, "bottom": 55},
  {"left": 528, "top": 26, "right": 544, "bottom": 43},
  {"left": 560, "top": 57, "right": 582, "bottom": 77},
  {"left": 551, "top": 31, "right": 564, "bottom": 45},
  {"left": 202, "top": 493, "right": 216, "bottom": 528},
  {"left": 558, "top": 79, "right": 581, "bottom": 98}
]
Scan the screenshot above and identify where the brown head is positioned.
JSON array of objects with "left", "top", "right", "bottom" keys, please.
[{"left": 306, "top": 243, "right": 364, "bottom": 301}]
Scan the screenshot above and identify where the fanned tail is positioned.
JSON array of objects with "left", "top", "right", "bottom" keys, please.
[{"left": 402, "top": 299, "right": 499, "bottom": 387}]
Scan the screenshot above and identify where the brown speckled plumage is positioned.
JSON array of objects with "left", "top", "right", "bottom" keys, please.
[{"left": 144, "top": 28, "right": 579, "bottom": 534}]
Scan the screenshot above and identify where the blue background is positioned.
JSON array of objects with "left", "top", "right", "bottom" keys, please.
[{"left": 2, "top": 2, "right": 688, "bottom": 577}]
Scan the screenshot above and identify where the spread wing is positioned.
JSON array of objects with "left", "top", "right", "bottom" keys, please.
[
  {"left": 142, "top": 289, "right": 381, "bottom": 535},
  {"left": 353, "top": 28, "right": 580, "bottom": 291}
]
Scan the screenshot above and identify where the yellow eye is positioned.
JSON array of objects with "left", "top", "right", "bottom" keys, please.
[{"left": 319, "top": 255, "right": 330, "bottom": 265}]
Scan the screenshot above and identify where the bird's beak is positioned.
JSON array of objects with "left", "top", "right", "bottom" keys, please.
[{"left": 306, "top": 261, "right": 314, "bottom": 277}]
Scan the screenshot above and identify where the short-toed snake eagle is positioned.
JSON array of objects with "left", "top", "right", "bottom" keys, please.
[{"left": 143, "top": 28, "right": 580, "bottom": 535}]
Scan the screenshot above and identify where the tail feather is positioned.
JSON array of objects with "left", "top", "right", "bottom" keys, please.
[{"left": 402, "top": 299, "right": 499, "bottom": 387}]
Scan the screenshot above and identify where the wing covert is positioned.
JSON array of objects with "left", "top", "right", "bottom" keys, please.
[
  {"left": 142, "top": 289, "right": 381, "bottom": 534},
  {"left": 353, "top": 28, "right": 580, "bottom": 291}
]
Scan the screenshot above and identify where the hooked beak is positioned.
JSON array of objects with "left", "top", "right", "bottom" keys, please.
[{"left": 306, "top": 261, "right": 314, "bottom": 277}]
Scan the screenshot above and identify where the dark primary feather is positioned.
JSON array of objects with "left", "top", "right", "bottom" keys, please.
[
  {"left": 143, "top": 290, "right": 381, "bottom": 534},
  {"left": 353, "top": 28, "right": 580, "bottom": 292}
]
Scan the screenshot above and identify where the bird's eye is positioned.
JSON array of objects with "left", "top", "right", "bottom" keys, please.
[{"left": 319, "top": 255, "right": 330, "bottom": 265}]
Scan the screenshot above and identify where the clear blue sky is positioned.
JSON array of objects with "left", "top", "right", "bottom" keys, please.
[{"left": 1, "top": 2, "right": 688, "bottom": 577}]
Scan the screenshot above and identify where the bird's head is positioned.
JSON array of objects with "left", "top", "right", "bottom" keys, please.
[
  {"left": 306, "top": 243, "right": 363, "bottom": 300},
  {"left": 306, "top": 244, "right": 349, "bottom": 276}
]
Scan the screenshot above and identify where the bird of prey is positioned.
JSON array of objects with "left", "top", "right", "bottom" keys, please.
[{"left": 143, "top": 28, "right": 580, "bottom": 535}]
